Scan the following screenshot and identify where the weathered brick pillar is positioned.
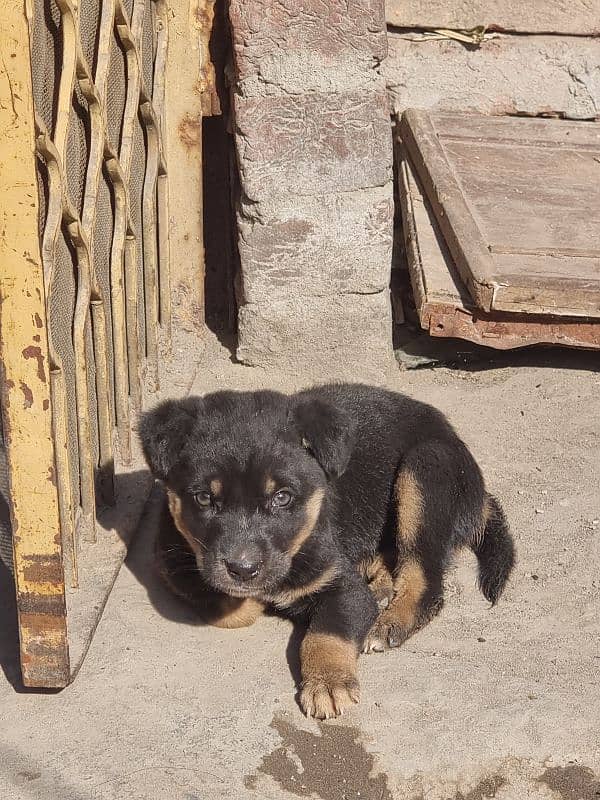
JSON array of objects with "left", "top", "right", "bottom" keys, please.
[{"left": 228, "top": 0, "right": 394, "bottom": 382}]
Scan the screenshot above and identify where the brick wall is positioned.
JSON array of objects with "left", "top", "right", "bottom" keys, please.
[{"left": 228, "top": 0, "right": 395, "bottom": 382}]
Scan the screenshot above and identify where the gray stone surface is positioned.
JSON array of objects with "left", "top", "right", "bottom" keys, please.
[
  {"left": 237, "top": 292, "right": 394, "bottom": 383},
  {"left": 229, "top": 0, "right": 387, "bottom": 85},
  {"left": 384, "top": 33, "right": 600, "bottom": 119},
  {"left": 237, "top": 186, "right": 394, "bottom": 303},
  {"left": 234, "top": 87, "right": 393, "bottom": 201},
  {"left": 230, "top": 0, "right": 395, "bottom": 373},
  {"left": 386, "top": 0, "right": 600, "bottom": 36}
]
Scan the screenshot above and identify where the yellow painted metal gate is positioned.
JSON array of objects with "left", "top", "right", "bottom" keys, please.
[{"left": 0, "top": 0, "right": 209, "bottom": 687}]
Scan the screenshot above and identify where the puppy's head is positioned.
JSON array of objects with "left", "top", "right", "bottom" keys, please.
[{"left": 138, "top": 390, "right": 354, "bottom": 598}]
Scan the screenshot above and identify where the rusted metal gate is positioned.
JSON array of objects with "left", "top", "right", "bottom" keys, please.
[{"left": 0, "top": 0, "right": 208, "bottom": 687}]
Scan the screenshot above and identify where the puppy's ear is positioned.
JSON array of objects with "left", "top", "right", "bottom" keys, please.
[
  {"left": 291, "top": 397, "right": 355, "bottom": 479},
  {"left": 138, "top": 397, "right": 202, "bottom": 481}
]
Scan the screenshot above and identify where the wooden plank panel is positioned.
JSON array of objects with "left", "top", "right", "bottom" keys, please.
[
  {"left": 165, "top": 0, "right": 207, "bottom": 334},
  {"left": 400, "top": 110, "right": 600, "bottom": 318},
  {"left": 386, "top": 0, "right": 600, "bottom": 36},
  {"left": 398, "top": 152, "right": 600, "bottom": 351},
  {"left": 0, "top": 1, "right": 69, "bottom": 687}
]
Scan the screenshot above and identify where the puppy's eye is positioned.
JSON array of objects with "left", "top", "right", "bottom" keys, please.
[
  {"left": 194, "top": 491, "right": 212, "bottom": 508},
  {"left": 272, "top": 489, "right": 293, "bottom": 509}
]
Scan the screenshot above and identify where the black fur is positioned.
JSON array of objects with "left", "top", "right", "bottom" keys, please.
[{"left": 139, "top": 384, "right": 515, "bottom": 703}]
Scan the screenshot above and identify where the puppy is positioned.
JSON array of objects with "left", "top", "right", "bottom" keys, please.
[{"left": 139, "top": 384, "right": 515, "bottom": 719}]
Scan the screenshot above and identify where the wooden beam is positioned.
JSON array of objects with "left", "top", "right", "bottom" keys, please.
[{"left": 0, "top": 1, "right": 69, "bottom": 687}]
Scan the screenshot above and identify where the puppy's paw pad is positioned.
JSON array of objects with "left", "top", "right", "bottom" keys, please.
[{"left": 300, "top": 677, "right": 360, "bottom": 720}]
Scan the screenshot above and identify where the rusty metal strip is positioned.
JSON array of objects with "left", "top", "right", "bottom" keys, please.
[
  {"left": 116, "top": 0, "right": 145, "bottom": 409},
  {"left": 424, "top": 305, "right": 600, "bottom": 350},
  {"left": 140, "top": 98, "right": 161, "bottom": 390},
  {"left": 0, "top": 1, "right": 70, "bottom": 687},
  {"left": 154, "top": 1, "right": 171, "bottom": 350},
  {"left": 35, "top": 127, "right": 97, "bottom": 539}
]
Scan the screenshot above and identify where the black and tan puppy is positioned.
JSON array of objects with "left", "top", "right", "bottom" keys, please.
[{"left": 139, "top": 384, "right": 515, "bottom": 719}]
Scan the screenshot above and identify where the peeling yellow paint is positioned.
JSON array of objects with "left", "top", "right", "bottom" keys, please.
[{"left": 0, "top": 2, "right": 69, "bottom": 688}]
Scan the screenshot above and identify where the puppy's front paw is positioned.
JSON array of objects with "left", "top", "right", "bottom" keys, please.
[{"left": 300, "top": 675, "right": 360, "bottom": 720}]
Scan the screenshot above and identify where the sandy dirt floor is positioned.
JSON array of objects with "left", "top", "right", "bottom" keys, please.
[{"left": 1, "top": 331, "right": 599, "bottom": 800}]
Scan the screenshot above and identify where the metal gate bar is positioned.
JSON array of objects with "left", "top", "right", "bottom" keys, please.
[{"left": 1, "top": 0, "right": 210, "bottom": 688}]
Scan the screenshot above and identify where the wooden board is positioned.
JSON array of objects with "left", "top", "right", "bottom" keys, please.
[
  {"left": 385, "top": 0, "right": 600, "bottom": 36},
  {"left": 398, "top": 150, "right": 600, "bottom": 351},
  {"left": 400, "top": 110, "right": 600, "bottom": 318}
]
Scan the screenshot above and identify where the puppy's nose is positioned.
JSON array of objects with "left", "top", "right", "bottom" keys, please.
[{"left": 225, "top": 557, "right": 261, "bottom": 581}]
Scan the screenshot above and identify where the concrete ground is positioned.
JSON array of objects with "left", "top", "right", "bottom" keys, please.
[{"left": 1, "top": 331, "right": 600, "bottom": 800}]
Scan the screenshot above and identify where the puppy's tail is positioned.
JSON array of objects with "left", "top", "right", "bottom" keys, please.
[{"left": 470, "top": 495, "right": 515, "bottom": 605}]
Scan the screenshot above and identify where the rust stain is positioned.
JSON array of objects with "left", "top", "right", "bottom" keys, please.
[
  {"left": 18, "top": 593, "right": 65, "bottom": 616},
  {"left": 33, "top": 334, "right": 40, "bottom": 342},
  {"left": 5, "top": 378, "right": 15, "bottom": 390},
  {"left": 22, "top": 345, "right": 46, "bottom": 382},
  {"left": 33, "top": 312, "right": 43, "bottom": 328},
  {"left": 178, "top": 114, "right": 202, "bottom": 148},
  {"left": 47, "top": 465, "right": 56, "bottom": 486},
  {"left": 22, "top": 554, "right": 63, "bottom": 585},
  {"left": 42, "top": 398, "right": 49, "bottom": 410},
  {"left": 19, "top": 380, "right": 33, "bottom": 408}
]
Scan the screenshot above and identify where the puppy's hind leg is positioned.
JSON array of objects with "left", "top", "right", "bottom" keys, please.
[{"left": 364, "top": 440, "right": 481, "bottom": 653}]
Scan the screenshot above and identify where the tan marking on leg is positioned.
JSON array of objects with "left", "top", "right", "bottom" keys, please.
[
  {"left": 299, "top": 633, "right": 359, "bottom": 720},
  {"left": 395, "top": 470, "right": 423, "bottom": 547},
  {"left": 359, "top": 553, "right": 395, "bottom": 610},
  {"left": 210, "top": 478, "right": 222, "bottom": 497},
  {"left": 392, "top": 557, "right": 427, "bottom": 628},
  {"left": 363, "top": 557, "right": 428, "bottom": 653},
  {"left": 474, "top": 495, "right": 491, "bottom": 548},
  {"left": 269, "top": 565, "right": 338, "bottom": 609},
  {"left": 264, "top": 476, "right": 276, "bottom": 494},
  {"left": 288, "top": 488, "right": 325, "bottom": 556}
]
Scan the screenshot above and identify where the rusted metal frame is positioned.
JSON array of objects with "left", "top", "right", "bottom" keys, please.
[
  {"left": 44, "top": 0, "right": 97, "bottom": 541},
  {"left": 115, "top": 0, "right": 146, "bottom": 410},
  {"left": 35, "top": 128, "right": 78, "bottom": 588},
  {"left": 35, "top": 128, "right": 97, "bottom": 539},
  {"left": 139, "top": 97, "right": 161, "bottom": 391},
  {"left": 0, "top": 0, "right": 70, "bottom": 686},
  {"left": 69, "top": 1, "right": 118, "bottom": 511},
  {"left": 423, "top": 304, "right": 600, "bottom": 350},
  {"left": 154, "top": 0, "right": 171, "bottom": 354}
]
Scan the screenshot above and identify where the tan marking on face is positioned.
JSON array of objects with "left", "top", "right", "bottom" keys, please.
[
  {"left": 210, "top": 478, "right": 223, "bottom": 497},
  {"left": 264, "top": 476, "right": 276, "bottom": 495},
  {"left": 289, "top": 488, "right": 325, "bottom": 557},
  {"left": 167, "top": 489, "right": 202, "bottom": 564},
  {"left": 270, "top": 564, "right": 339, "bottom": 609},
  {"left": 299, "top": 633, "right": 359, "bottom": 719},
  {"left": 395, "top": 470, "right": 423, "bottom": 548}
]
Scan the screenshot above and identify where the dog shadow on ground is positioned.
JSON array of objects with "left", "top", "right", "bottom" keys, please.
[
  {"left": 0, "top": 472, "right": 307, "bottom": 697},
  {"left": 123, "top": 481, "right": 308, "bottom": 693}
]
